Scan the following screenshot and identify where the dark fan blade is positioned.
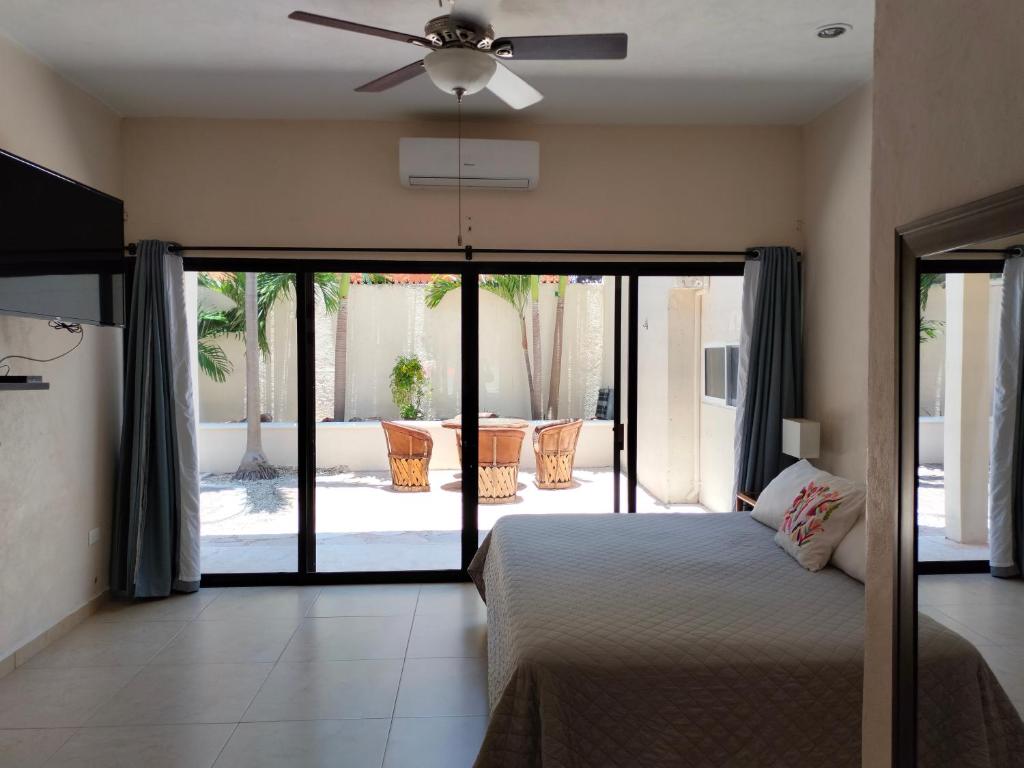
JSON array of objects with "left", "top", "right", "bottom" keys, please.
[
  {"left": 288, "top": 11, "right": 433, "bottom": 47},
  {"left": 354, "top": 60, "right": 426, "bottom": 92},
  {"left": 491, "top": 33, "right": 627, "bottom": 60}
]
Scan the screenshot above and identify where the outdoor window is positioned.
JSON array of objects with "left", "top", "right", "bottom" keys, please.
[{"left": 702, "top": 344, "right": 739, "bottom": 407}]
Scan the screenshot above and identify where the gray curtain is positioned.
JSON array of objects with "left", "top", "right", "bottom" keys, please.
[
  {"left": 110, "top": 240, "right": 200, "bottom": 598},
  {"left": 734, "top": 246, "right": 803, "bottom": 496},
  {"left": 989, "top": 252, "right": 1024, "bottom": 578}
]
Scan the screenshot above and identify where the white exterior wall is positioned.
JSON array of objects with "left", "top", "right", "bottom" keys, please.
[
  {"left": 197, "top": 280, "right": 613, "bottom": 424},
  {"left": 699, "top": 276, "right": 743, "bottom": 512},
  {"left": 198, "top": 419, "right": 614, "bottom": 474}
]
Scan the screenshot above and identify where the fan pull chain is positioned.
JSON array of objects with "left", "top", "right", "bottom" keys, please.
[{"left": 457, "top": 92, "right": 463, "bottom": 247}]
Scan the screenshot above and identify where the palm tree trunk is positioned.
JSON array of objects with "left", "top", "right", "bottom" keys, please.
[
  {"left": 234, "top": 272, "right": 276, "bottom": 480},
  {"left": 546, "top": 275, "right": 567, "bottom": 419},
  {"left": 332, "top": 273, "right": 350, "bottom": 422},
  {"left": 519, "top": 313, "right": 536, "bottom": 419},
  {"left": 529, "top": 275, "right": 542, "bottom": 419}
]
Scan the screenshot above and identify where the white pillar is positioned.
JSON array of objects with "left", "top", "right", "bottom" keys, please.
[
  {"left": 666, "top": 286, "right": 701, "bottom": 503},
  {"left": 943, "top": 273, "right": 991, "bottom": 544}
]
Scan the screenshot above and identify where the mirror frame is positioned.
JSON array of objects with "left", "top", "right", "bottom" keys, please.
[{"left": 893, "top": 184, "right": 1024, "bottom": 766}]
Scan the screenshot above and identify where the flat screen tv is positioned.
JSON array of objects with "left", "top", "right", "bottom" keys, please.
[{"left": 0, "top": 148, "right": 125, "bottom": 326}]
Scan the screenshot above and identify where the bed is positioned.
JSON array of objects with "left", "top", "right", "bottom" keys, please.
[{"left": 468, "top": 512, "right": 1024, "bottom": 768}]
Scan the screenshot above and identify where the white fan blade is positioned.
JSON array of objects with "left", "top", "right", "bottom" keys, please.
[{"left": 486, "top": 61, "right": 543, "bottom": 110}]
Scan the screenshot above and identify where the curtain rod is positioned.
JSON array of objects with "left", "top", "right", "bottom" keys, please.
[{"left": 124, "top": 243, "right": 768, "bottom": 259}]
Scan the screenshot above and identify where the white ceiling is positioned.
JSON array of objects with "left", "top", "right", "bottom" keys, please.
[{"left": 0, "top": 0, "right": 874, "bottom": 124}]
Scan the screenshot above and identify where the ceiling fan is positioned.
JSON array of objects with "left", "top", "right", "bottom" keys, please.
[{"left": 288, "top": 9, "right": 628, "bottom": 110}]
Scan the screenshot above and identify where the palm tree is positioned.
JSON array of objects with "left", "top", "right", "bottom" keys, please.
[
  {"left": 545, "top": 275, "right": 569, "bottom": 419},
  {"left": 529, "top": 275, "right": 542, "bottom": 419},
  {"left": 197, "top": 271, "right": 340, "bottom": 479},
  {"left": 425, "top": 274, "right": 540, "bottom": 418},
  {"left": 333, "top": 273, "right": 351, "bottom": 422},
  {"left": 236, "top": 272, "right": 275, "bottom": 479}
]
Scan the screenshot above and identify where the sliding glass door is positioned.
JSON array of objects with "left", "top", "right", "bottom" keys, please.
[
  {"left": 475, "top": 273, "right": 621, "bottom": 540},
  {"left": 185, "top": 257, "right": 744, "bottom": 583},
  {"left": 312, "top": 271, "right": 463, "bottom": 572},
  {"left": 191, "top": 270, "right": 299, "bottom": 574},
  {"left": 633, "top": 275, "right": 744, "bottom": 513}
]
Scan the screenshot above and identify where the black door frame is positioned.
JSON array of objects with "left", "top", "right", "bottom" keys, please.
[{"left": 185, "top": 256, "right": 745, "bottom": 587}]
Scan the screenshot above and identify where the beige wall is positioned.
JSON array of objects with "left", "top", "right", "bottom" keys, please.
[
  {"left": 0, "top": 34, "right": 122, "bottom": 663},
  {"left": 865, "top": 1, "right": 1024, "bottom": 764},
  {"left": 123, "top": 117, "right": 803, "bottom": 512},
  {"left": 121, "top": 119, "right": 802, "bottom": 251},
  {"left": 802, "top": 82, "right": 872, "bottom": 483}
]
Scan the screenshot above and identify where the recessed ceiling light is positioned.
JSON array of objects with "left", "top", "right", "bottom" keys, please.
[{"left": 817, "top": 23, "right": 852, "bottom": 39}]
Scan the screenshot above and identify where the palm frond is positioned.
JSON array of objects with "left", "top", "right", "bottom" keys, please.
[
  {"left": 480, "top": 274, "right": 530, "bottom": 316},
  {"left": 197, "top": 339, "right": 232, "bottom": 383},
  {"left": 919, "top": 273, "right": 947, "bottom": 344},
  {"left": 425, "top": 275, "right": 462, "bottom": 308},
  {"left": 197, "top": 305, "right": 238, "bottom": 340},
  {"left": 313, "top": 272, "right": 341, "bottom": 314}
]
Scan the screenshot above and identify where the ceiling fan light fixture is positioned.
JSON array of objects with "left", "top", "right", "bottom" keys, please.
[{"left": 424, "top": 48, "right": 497, "bottom": 96}]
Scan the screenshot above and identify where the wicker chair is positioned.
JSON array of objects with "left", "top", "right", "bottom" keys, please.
[
  {"left": 477, "top": 428, "right": 526, "bottom": 504},
  {"left": 533, "top": 419, "right": 583, "bottom": 489},
  {"left": 381, "top": 421, "right": 433, "bottom": 492}
]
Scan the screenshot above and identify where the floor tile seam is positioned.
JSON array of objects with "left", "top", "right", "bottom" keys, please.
[
  {"left": 381, "top": 587, "right": 423, "bottom": 768},
  {"left": 208, "top": 721, "right": 242, "bottom": 768},
  {"left": 37, "top": 725, "right": 81, "bottom": 768},
  {"left": 235, "top": 617, "right": 308, "bottom": 723}
]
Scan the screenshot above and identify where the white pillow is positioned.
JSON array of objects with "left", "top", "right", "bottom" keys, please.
[
  {"left": 750, "top": 459, "right": 820, "bottom": 530},
  {"left": 832, "top": 517, "right": 866, "bottom": 583},
  {"left": 774, "top": 473, "right": 866, "bottom": 571}
]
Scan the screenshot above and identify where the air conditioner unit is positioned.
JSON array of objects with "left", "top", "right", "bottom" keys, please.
[{"left": 399, "top": 138, "right": 539, "bottom": 190}]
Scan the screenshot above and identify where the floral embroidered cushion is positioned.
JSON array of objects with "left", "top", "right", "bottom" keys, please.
[
  {"left": 750, "top": 459, "right": 821, "bottom": 530},
  {"left": 774, "top": 473, "right": 866, "bottom": 571}
]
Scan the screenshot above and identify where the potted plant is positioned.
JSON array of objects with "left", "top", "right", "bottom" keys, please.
[{"left": 390, "top": 354, "right": 427, "bottom": 420}]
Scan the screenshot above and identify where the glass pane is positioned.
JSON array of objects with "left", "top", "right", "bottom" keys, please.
[
  {"left": 314, "top": 272, "right": 462, "bottom": 572},
  {"left": 704, "top": 347, "right": 726, "bottom": 399},
  {"left": 636, "top": 275, "right": 743, "bottom": 513},
  {"left": 477, "top": 274, "right": 618, "bottom": 541},
  {"left": 917, "top": 271, "right": 1000, "bottom": 562},
  {"left": 191, "top": 271, "right": 298, "bottom": 574}
]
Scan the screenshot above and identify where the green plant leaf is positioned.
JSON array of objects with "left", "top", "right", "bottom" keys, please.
[
  {"left": 389, "top": 354, "right": 427, "bottom": 420},
  {"left": 197, "top": 339, "right": 232, "bottom": 383}
]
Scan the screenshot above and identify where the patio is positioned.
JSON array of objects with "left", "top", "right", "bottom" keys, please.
[
  {"left": 200, "top": 467, "right": 707, "bottom": 573},
  {"left": 918, "top": 464, "right": 990, "bottom": 562}
]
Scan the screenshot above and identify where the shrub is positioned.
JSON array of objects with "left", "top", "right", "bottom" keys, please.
[{"left": 390, "top": 355, "right": 427, "bottom": 420}]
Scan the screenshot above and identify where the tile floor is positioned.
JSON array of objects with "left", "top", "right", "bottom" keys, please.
[
  {"left": 4, "top": 576, "right": 1019, "bottom": 766},
  {"left": 919, "top": 573, "right": 1024, "bottom": 716},
  {"left": 0, "top": 584, "right": 488, "bottom": 768}
]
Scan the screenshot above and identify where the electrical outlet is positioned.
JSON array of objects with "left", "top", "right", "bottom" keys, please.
[{"left": 89, "top": 528, "right": 101, "bottom": 546}]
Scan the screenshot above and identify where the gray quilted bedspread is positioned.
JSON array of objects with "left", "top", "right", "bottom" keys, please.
[{"left": 468, "top": 512, "right": 1024, "bottom": 768}]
